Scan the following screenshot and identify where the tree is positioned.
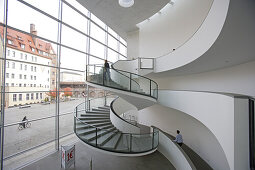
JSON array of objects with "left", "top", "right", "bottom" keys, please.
[
  {"left": 63, "top": 87, "right": 72, "bottom": 97},
  {"left": 47, "top": 88, "right": 59, "bottom": 99}
]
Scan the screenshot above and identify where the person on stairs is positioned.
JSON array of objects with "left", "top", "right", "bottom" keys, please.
[
  {"left": 173, "top": 130, "right": 183, "bottom": 147},
  {"left": 104, "top": 60, "right": 111, "bottom": 81}
]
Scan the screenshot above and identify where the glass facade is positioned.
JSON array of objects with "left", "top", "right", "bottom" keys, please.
[{"left": 0, "top": 0, "right": 127, "bottom": 169}]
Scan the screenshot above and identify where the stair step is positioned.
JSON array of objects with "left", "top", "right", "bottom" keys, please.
[
  {"left": 80, "top": 114, "right": 109, "bottom": 117},
  {"left": 102, "top": 132, "right": 122, "bottom": 149},
  {"left": 89, "top": 130, "right": 119, "bottom": 145},
  {"left": 83, "top": 119, "right": 110, "bottom": 124},
  {"left": 78, "top": 117, "right": 109, "bottom": 120},
  {"left": 92, "top": 108, "right": 110, "bottom": 112},
  {"left": 88, "top": 129, "right": 118, "bottom": 142},
  {"left": 98, "top": 106, "right": 110, "bottom": 110},
  {"left": 86, "top": 111, "right": 109, "bottom": 114},
  {"left": 95, "top": 124, "right": 114, "bottom": 130}
]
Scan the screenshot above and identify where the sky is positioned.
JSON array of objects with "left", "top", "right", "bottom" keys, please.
[{"left": 0, "top": 0, "right": 126, "bottom": 73}]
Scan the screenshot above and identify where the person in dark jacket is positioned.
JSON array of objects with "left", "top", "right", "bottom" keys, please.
[{"left": 104, "top": 60, "right": 110, "bottom": 81}]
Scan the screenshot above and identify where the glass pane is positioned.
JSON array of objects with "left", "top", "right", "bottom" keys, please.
[
  {"left": 64, "top": 0, "right": 88, "bottom": 15},
  {"left": 108, "top": 35, "right": 118, "bottom": 51},
  {"left": 23, "top": 0, "right": 59, "bottom": 18},
  {"left": 120, "top": 44, "right": 127, "bottom": 56},
  {"left": 119, "top": 55, "right": 127, "bottom": 60},
  {"left": 153, "top": 129, "right": 159, "bottom": 148},
  {"left": 110, "top": 69, "right": 130, "bottom": 91},
  {"left": 131, "top": 133, "right": 153, "bottom": 152},
  {"left": 131, "top": 74, "right": 150, "bottom": 96},
  {"left": 4, "top": 94, "right": 56, "bottom": 125},
  {"left": 62, "top": 3, "right": 88, "bottom": 35},
  {"left": 60, "top": 46, "right": 86, "bottom": 71},
  {"left": 90, "top": 39, "right": 105, "bottom": 59},
  {"left": 91, "top": 13, "right": 105, "bottom": 29},
  {"left": 4, "top": 117, "right": 55, "bottom": 158},
  {"left": 115, "top": 133, "right": 130, "bottom": 152},
  {"left": 151, "top": 81, "right": 158, "bottom": 98},
  {"left": 62, "top": 25, "right": 87, "bottom": 53},
  {"left": 8, "top": 0, "right": 59, "bottom": 43},
  {"left": 4, "top": 61, "right": 53, "bottom": 90},
  {"left": 107, "top": 49, "right": 118, "bottom": 63},
  {"left": 87, "top": 65, "right": 103, "bottom": 85},
  {"left": 59, "top": 113, "right": 74, "bottom": 137},
  {"left": 120, "top": 37, "right": 127, "bottom": 46},
  {"left": 0, "top": 0, "right": 4, "bottom": 23},
  {"left": 89, "top": 56, "right": 104, "bottom": 65},
  {"left": 91, "top": 22, "right": 105, "bottom": 43},
  {"left": 108, "top": 27, "right": 117, "bottom": 38}
]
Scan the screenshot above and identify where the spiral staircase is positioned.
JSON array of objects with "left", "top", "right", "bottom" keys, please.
[{"left": 74, "top": 64, "right": 159, "bottom": 155}]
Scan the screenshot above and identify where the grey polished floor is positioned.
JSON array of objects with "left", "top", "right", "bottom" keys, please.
[{"left": 21, "top": 141, "right": 175, "bottom": 170}]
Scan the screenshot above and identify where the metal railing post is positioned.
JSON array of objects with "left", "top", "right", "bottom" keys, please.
[
  {"left": 86, "top": 65, "right": 88, "bottom": 81},
  {"left": 96, "top": 128, "right": 98, "bottom": 147},
  {"left": 152, "top": 128, "right": 154, "bottom": 149},
  {"left": 88, "top": 100, "right": 91, "bottom": 111},
  {"left": 129, "top": 73, "right": 131, "bottom": 91},
  {"left": 103, "top": 67, "right": 105, "bottom": 86},
  {"left": 129, "top": 134, "right": 132, "bottom": 152},
  {"left": 150, "top": 80, "right": 151, "bottom": 96}
]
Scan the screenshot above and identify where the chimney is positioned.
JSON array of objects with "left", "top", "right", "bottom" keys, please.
[{"left": 30, "top": 23, "right": 37, "bottom": 46}]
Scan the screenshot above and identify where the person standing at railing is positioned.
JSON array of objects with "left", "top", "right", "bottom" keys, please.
[
  {"left": 173, "top": 130, "right": 183, "bottom": 147},
  {"left": 104, "top": 60, "right": 111, "bottom": 81}
]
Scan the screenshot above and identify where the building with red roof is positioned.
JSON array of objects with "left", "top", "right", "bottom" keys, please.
[{"left": 0, "top": 24, "right": 57, "bottom": 107}]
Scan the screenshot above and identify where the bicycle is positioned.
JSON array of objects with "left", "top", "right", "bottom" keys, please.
[{"left": 18, "top": 120, "right": 31, "bottom": 130}]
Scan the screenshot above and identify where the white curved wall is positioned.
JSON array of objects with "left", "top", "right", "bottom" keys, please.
[
  {"left": 130, "top": 0, "right": 230, "bottom": 73},
  {"left": 110, "top": 97, "right": 140, "bottom": 134},
  {"left": 138, "top": 104, "right": 230, "bottom": 170},
  {"left": 155, "top": 61, "right": 255, "bottom": 97},
  {"left": 158, "top": 130, "right": 196, "bottom": 170},
  {"left": 157, "top": 90, "right": 234, "bottom": 169}
]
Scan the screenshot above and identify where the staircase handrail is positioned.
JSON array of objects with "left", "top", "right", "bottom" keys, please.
[
  {"left": 86, "top": 64, "right": 158, "bottom": 99},
  {"left": 74, "top": 97, "right": 159, "bottom": 154}
]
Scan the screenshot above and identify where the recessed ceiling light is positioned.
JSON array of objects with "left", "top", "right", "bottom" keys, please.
[{"left": 119, "top": 0, "right": 134, "bottom": 8}]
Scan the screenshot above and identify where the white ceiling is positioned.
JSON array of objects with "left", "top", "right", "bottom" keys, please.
[{"left": 76, "top": 0, "right": 169, "bottom": 39}]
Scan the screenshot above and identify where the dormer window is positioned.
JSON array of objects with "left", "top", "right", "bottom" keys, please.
[
  {"left": 38, "top": 50, "right": 43, "bottom": 55},
  {"left": 8, "top": 39, "right": 13, "bottom": 45},
  {"left": 31, "top": 47, "right": 35, "bottom": 52},
  {"left": 28, "top": 40, "right": 32, "bottom": 44},
  {"left": 39, "top": 44, "right": 42, "bottom": 48},
  {"left": 20, "top": 44, "right": 25, "bottom": 49}
]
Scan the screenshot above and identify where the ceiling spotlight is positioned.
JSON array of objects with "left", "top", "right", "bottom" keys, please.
[{"left": 119, "top": 0, "right": 134, "bottom": 8}]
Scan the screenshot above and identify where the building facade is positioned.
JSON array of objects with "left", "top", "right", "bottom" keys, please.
[{"left": 0, "top": 24, "right": 57, "bottom": 107}]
